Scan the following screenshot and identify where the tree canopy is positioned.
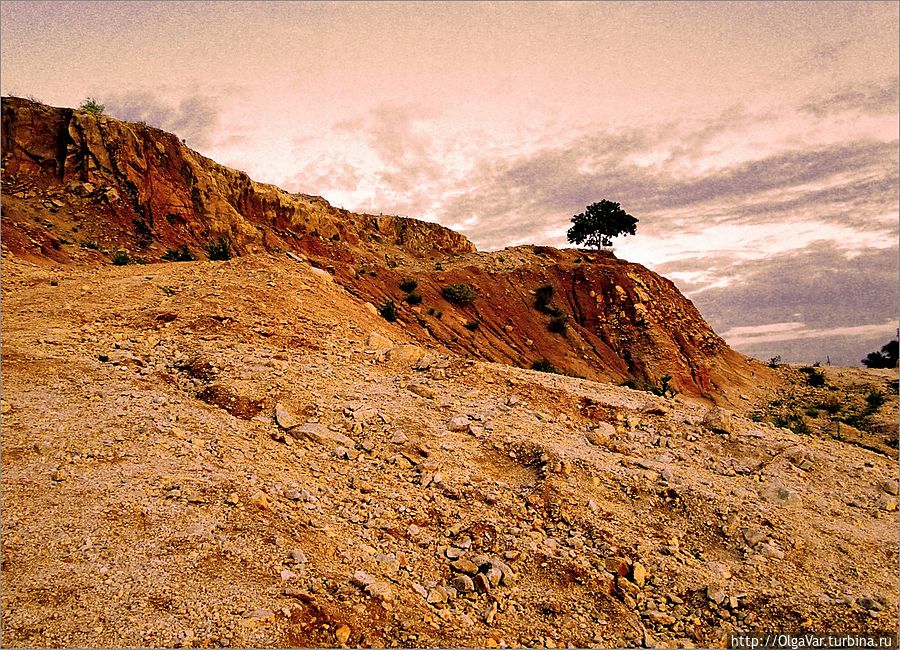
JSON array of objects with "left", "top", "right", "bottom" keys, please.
[
  {"left": 567, "top": 200, "right": 638, "bottom": 249},
  {"left": 861, "top": 336, "right": 899, "bottom": 368}
]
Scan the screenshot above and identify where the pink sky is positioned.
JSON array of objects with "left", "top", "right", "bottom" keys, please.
[{"left": 2, "top": 1, "right": 898, "bottom": 364}]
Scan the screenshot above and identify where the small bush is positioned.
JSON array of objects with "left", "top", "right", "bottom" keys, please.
[
  {"left": 799, "top": 366, "right": 826, "bottom": 387},
  {"left": 532, "top": 358, "right": 560, "bottom": 374},
  {"left": 435, "top": 311, "right": 443, "bottom": 320},
  {"left": 133, "top": 218, "right": 153, "bottom": 247},
  {"left": 111, "top": 250, "right": 130, "bottom": 265},
  {"left": 865, "top": 390, "right": 886, "bottom": 413},
  {"left": 818, "top": 395, "right": 842, "bottom": 415},
  {"left": 805, "top": 408, "right": 820, "bottom": 418},
  {"left": 442, "top": 283, "right": 476, "bottom": 304},
  {"left": 205, "top": 237, "right": 232, "bottom": 261},
  {"left": 80, "top": 240, "right": 100, "bottom": 250},
  {"left": 768, "top": 355, "right": 782, "bottom": 368},
  {"left": 548, "top": 314, "right": 568, "bottom": 334},
  {"left": 380, "top": 300, "right": 397, "bottom": 322},
  {"left": 534, "top": 284, "right": 555, "bottom": 312},
  {"left": 464, "top": 319, "right": 480, "bottom": 331},
  {"left": 399, "top": 278, "right": 418, "bottom": 292},
  {"left": 404, "top": 292, "right": 423, "bottom": 305},
  {"left": 427, "top": 307, "right": 435, "bottom": 315},
  {"left": 79, "top": 97, "right": 105, "bottom": 115},
  {"left": 162, "top": 245, "right": 196, "bottom": 262}
]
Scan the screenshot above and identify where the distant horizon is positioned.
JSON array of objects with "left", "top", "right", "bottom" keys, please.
[{"left": 2, "top": 1, "right": 897, "bottom": 366}]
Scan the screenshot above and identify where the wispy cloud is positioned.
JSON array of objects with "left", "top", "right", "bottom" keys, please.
[
  {"left": 799, "top": 76, "right": 899, "bottom": 117},
  {"left": 105, "top": 90, "right": 221, "bottom": 148}
]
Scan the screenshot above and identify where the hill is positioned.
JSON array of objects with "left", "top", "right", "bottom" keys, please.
[{"left": 1, "top": 98, "right": 897, "bottom": 648}]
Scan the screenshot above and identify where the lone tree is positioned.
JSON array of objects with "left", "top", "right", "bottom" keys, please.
[
  {"left": 861, "top": 335, "right": 899, "bottom": 368},
  {"left": 567, "top": 200, "right": 638, "bottom": 249}
]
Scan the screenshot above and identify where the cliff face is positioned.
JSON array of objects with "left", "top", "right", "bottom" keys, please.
[
  {"left": 0, "top": 97, "right": 772, "bottom": 402},
  {"left": 0, "top": 97, "right": 474, "bottom": 258}
]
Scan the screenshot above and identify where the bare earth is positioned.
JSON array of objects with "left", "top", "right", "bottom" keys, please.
[{"left": 2, "top": 253, "right": 897, "bottom": 648}]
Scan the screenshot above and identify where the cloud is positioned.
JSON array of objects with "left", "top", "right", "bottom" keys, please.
[
  {"left": 104, "top": 90, "right": 221, "bottom": 148},
  {"left": 799, "top": 76, "right": 899, "bottom": 117},
  {"left": 443, "top": 126, "right": 898, "bottom": 250},
  {"left": 662, "top": 241, "right": 899, "bottom": 365}
]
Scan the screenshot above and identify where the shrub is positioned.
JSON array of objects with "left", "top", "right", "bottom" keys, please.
[
  {"left": 161, "top": 245, "right": 196, "bottom": 262},
  {"left": 532, "top": 358, "right": 560, "bottom": 374},
  {"left": 427, "top": 307, "right": 435, "bottom": 315},
  {"left": 133, "top": 218, "right": 153, "bottom": 247},
  {"left": 205, "top": 237, "right": 231, "bottom": 261},
  {"left": 380, "top": 300, "right": 397, "bottom": 322},
  {"left": 111, "top": 250, "right": 130, "bottom": 265},
  {"left": 548, "top": 314, "right": 568, "bottom": 334},
  {"left": 805, "top": 408, "right": 820, "bottom": 418},
  {"left": 861, "top": 337, "right": 899, "bottom": 368},
  {"left": 767, "top": 355, "right": 782, "bottom": 368},
  {"left": 799, "top": 366, "right": 826, "bottom": 387},
  {"left": 464, "top": 319, "right": 480, "bottom": 331},
  {"left": 80, "top": 240, "right": 100, "bottom": 250},
  {"left": 399, "top": 278, "right": 418, "bottom": 292},
  {"left": 79, "top": 97, "right": 105, "bottom": 115},
  {"left": 534, "top": 284, "right": 555, "bottom": 311},
  {"left": 404, "top": 292, "right": 422, "bottom": 305},
  {"left": 442, "top": 283, "right": 476, "bottom": 304},
  {"left": 435, "top": 311, "right": 443, "bottom": 320},
  {"left": 818, "top": 395, "right": 842, "bottom": 415},
  {"left": 865, "top": 390, "right": 886, "bottom": 413}
]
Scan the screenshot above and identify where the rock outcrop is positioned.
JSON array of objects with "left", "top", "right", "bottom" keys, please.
[{"left": 0, "top": 97, "right": 772, "bottom": 402}]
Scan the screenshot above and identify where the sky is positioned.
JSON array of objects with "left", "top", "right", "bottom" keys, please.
[{"left": 2, "top": 1, "right": 898, "bottom": 366}]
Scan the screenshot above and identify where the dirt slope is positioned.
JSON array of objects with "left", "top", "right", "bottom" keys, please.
[{"left": 1, "top": 254, "right": 897, "bottom": 648}]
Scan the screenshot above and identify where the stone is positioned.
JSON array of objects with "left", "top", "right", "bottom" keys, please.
[
  {"left": 486, "top": 566, "right": 502, "bottom": 588},
  {"left": 451, "top": 574, "right": 475, "bottom": 593},
  {"left": 274, "top": 402, "right": 302, "bottom": 430},
  {"left": 448, "top": 417, "right": 470, "bottom": 432},
  {"left": 281, "top": 569, "right": 298, "bottom": 581},
  {"left": 474, "top": 573, "right": 491, "bottom": 593},
  {"left": 451, "top": 558, "right": 479, "bottom": 574},
  {"left": 856, "top": 597, "right": 884, "bottom": 612},
  {"left": 445, "top": 547, "right": 465, "bottom": 560},
  {"left": 878, "top": 480, "right": 899, "bottom": 496},
  {"left": 876, "top": 495, "right": 898, "bottom": 512},
  {"left": 605, "top": 557, "right": 631, "bottom": 577},
  {"left": 391, "top": 432, "right": 408, "bottom": 444},
  {"left": 388, "top": 344, "right": 426, "bottom": 364},
  {"left": 351, "top": 570, "right": 375, "bottom": 587},
  {"left": 366, "top": 331, "right": 393, "bottom": 352},
  {"left": 290, "top": 548, "right": 308, "bottom": 563},
  {"left": 484, "top": 601, "right": 498, "bottom": 624},
  {"left": 702, "top": 407, "right": 735, "bottom": 435},
  {"left": 707, "top": 585, "right": 726, "bottom": 605},
  {"left": 293, "top": 423, "right": 355, "bottom": 447},
  {"left": 741, "top": 527, "right": 768, "bottom": 547},
  {"left": 364, "top": 581, "right": 394, "bottom": 601},
  {"left": 427, "top": 587, "right": 448, "bottom": 604},
  {"left": 758, "top": 542, "right": 785, "bottom": 560},
  {"left": 407, "top": 383, "right": 436, "bottom": 399},
  {"left": 284, "top": 489, "right": 302, "bottom": 501},
  {"left": 487, "top": 558, "right": 516, "bottom": 584},
  {"left": 645, "top": 610, "right": 676, "bottom": 626},
  {"left": 632, "top": 562, "right": 648, "bottom": 587},
  {"left": 249, "top": 491, "right": 270, "bottom": 510},
  {"left": 335, "top": 624, "right": 351, "bottom": 645},
  {"left": 760, "top": 481, "right": 802, "bottom": 507}
]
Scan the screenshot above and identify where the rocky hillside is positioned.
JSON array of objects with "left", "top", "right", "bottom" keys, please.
[
  {"left": 2, "top": 98, "right": 897, "bottom": 648},
  {"left": 1, "top": 96, "right": 771, "bottom": 402},
  {"left": 1, "top": 254, "right": 897, "bottom": 648}
]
